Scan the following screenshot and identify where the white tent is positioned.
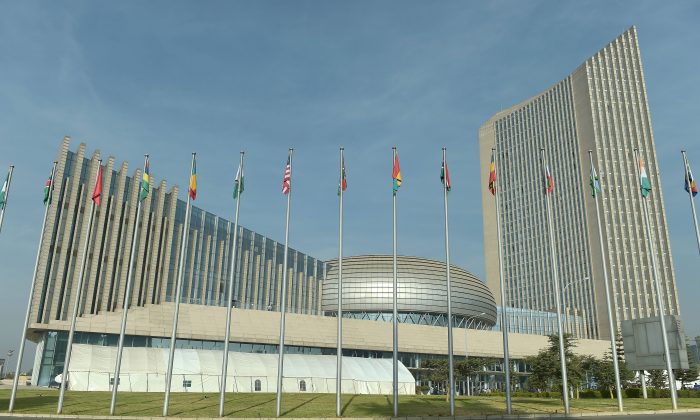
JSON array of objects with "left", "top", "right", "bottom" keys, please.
[{"left": 68, "top": 344, "right": 415, "bottom": 394}]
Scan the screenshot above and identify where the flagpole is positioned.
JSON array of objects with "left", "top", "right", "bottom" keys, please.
[
  {"left": 57, "top": 159, "right": 102, "bottom": 414},
  {"left": 392, "top": 146, "right": 399, "bottom": 417},
  {"left": 492, "top": 147, "right": 513, "bottom": 414},
  {"left": 110, "top": 155, "right": 148, "bottom": 415},
  {"left": 633, "top": 148, "right": 678, "bottom": 410},
  {"left": 0, "top": 165, "right": 15, "bottom": 234},
  {"left": 336, "top": 147, "right": 344, "bottom": 417},
  {"left": 8, "top": 161, "right": 57, "bottom": 413},
  {"left": 441, "top": 148, "right": 455, "bottom": 416},
  {"left": 163, "top": 153, "right": 196, "bottom": 417},
  {"left": 219, "top": 151, "right": 244, "bottom": 417},
  {"left": 588, "top": 151, "right": 623, "bottom": 412},
  {"left": 539, "top": 149, "right": 569, "bottom": 414},
  {"left": 276, "top": 148, "right": 293, "bottom": 418},
  {"left": 681, "top": 150, "right": 700, "bottom": 255}
]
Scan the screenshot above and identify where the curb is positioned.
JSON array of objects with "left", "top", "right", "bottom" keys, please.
[{"left": 3, "top": 410, "right": 700, "bottom": 419}]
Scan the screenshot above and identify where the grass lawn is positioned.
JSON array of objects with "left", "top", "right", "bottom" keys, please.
[{"left": 2, "top": 389, "right": 700, "bottom": 417}]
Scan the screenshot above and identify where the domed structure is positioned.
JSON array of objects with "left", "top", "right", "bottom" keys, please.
[{"left": 322, "top": 255, "right": 497, "bottom": 328}]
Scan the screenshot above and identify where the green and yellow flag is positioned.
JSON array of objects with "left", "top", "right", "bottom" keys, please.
[{"left": 139, "top": 157, "right": 150, "bottom": 202}]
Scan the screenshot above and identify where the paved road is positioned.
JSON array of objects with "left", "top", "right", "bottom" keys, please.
[
  {"left": 1, "top": 414, "right": 699, "bottom": 419},
  {"left": 587, "top": 414, "right": 699, "bottom": 419}
]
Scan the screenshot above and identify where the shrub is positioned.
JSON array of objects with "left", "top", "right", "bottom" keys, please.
[
  {"left": 579, "top": 390, "right": 599, "bottom": 398},
  {"left": 625, "top": 388, "right": 642, "bottom": 398},
  {"left": 677, "top": 389, "right": 700, "bottom": 398},
  {"left": 541, "top": 391, "right": 562, "bottom": 398},
  {"left": 512, "top": 391, "right": 536, "bottom": 397}
]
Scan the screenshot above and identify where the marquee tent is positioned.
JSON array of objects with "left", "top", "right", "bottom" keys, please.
[{"left": 67, "top": 344, "right": 415, "bottom": 394}]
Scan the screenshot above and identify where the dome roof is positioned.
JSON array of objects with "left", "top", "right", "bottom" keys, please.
[{"left": 322, "top": 255, "right": 497, "bottom": 327}]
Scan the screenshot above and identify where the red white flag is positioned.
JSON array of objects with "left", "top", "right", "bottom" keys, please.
[
  {"left": 92, "top": 165, "right": 103, "bottom": 205},
  {"left": 282, "top": 156, "right": 291, "bottom": 195}
]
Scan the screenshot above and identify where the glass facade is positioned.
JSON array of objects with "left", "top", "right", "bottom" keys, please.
[
  {"left": 326, "top": 311, "right": 492, "bottom": 329},
  {"left": 492, "top": 307, "right": 585, "bottom": 337}
]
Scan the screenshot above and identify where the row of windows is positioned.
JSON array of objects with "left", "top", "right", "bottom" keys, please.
[
  {"left": 36, "top": 147, "right": 326, "bottom": 329},
  {"left": 492, "top": 78, "right": 596, "bottom": 338}
]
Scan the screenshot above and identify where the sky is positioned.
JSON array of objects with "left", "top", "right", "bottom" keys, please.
[{"left": 1, "top": 0, "right": 699, "bottom": 372}]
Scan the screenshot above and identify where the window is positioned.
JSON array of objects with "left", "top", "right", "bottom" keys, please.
[
  {"left": 254, "top": 379, "right": 261, "bottom": 392},
  {"left": 109, "top": 377, "right": 120, "bottom": 386},
  {"left": 183, "top": 379, "right": 192, "bottom": 388},
  {"left": 299, "top": 380, "right": 306, "bottom": 392}
]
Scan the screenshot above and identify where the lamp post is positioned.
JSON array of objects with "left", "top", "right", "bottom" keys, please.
[
  {"left": 5, "top": 350, "right": 14, "bottom": 379},
  {"left": 561, "top": 277, "right": 589, "bottom": 337},
  {"left": 464, "top": 312, "right": 485, "bottom": 396}
]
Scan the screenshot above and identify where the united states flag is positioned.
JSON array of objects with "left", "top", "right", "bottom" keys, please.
[{"left": 282, "top": 156, "right": 291, "bottom": 195}]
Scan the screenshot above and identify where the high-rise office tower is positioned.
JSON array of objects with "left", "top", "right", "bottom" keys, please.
[{"left": 479, "top": 27, "right": 680, "bottom": 340}]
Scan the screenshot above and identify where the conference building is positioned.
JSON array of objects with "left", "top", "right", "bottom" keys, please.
[
  {"left": 23, "top": 138, "right": 610, "bottom": 393},
  {"left": 479, "top": 26, "right": 681, "bottom": 341}
]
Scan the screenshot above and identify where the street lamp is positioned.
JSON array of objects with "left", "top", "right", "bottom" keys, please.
[
  {"left": 561, "top": 277, "right": 589, "bottom": 337},
  {"left": 6, "top": 350, "right": 14, "bottom": 379},
  {"left": 464, "top": 312, "right": 486, "bottom": 396}
]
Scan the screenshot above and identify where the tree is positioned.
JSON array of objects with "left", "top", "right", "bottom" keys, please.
[
  {"left": 525, "top": 334, "right": 587, "bottom": 397},
  {"left": 615, "top": 332, "right": 626, "bottom": 364},
  {"left": 648, "top": 369, "right": 667, "bottom": 389},
  {"left": 455, "top": 357, "right": 485, "bottom": 381},
  {"left": 591, "top": 355, "right": 616, "bottom": 398},
  {"left": 587, "top": 352, "right": 633, "bottom": 398},
  {"left": 674, "top": 345, "right": 700, "bottom": 389},
  {"left": 421, "top": 359, "right": 449, "bottom": 391}
]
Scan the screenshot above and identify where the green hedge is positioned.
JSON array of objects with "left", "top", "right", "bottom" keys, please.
[
  {"left": 579, "top": 390, "right": 600, "bottom": 398},
  {"left": 625, "top": 388, "right": 641, "bottom": 398},
  {"left": 471, "top": 388, "right": 700, "bottom": 399},
  {"left": 614, "top": 388, "right": 698, "bottom": 398},
  {"left": 677, "top": 389, "right": 700, "bottom": 398},
  {"left": 508, "top": 391, "right": 561, "bottom": 398}
]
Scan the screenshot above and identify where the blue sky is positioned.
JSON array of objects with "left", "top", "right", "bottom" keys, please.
[{"left": 1, "top": 1, "right": 700, "bottom": 370}]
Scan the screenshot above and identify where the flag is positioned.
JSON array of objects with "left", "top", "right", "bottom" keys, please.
[
  {"left": 139, "top": 157, "right": 150, "bottom": 202},
  {"left": 282, "top": 156, "right": 291, "bottom": 195},
  {"left": 639, "top": 158, "right": 651, "bottom": 198},
  {"left": 488, "top": 152, "right": 496, "bottom": 196},
  {"left": 0, "top": 172, "right": 8, "bottom": 209},
  {"left": 440, "top": 160, "right": 451, "bottom": 192},
  {"left": 589, "top": 165, "right": 601, "bottom": 197},
  {"left": 189, "top": 157, "right": 197, "bottom": 200},
  {"left": 337, "top": 157, "right": 347, "bottom": 196},
  {"left": 685, "top": 158, "right": 698, "bottom": 197},
  {"left": 392, "top": 153, "right": 402, "bottom": 194},
  {"left": 92, "top": 165, "right": 103, "bottom": 206},
  {"left": 43, "top": 171, "right": 52, "bottom": 205},
  {"left": 233, "top": 163, "right": 244, "bottom": 199},
  {"left": 544, "top": 165, "right": 554, "bottom": 194}
]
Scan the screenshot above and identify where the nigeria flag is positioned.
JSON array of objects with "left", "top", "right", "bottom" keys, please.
[
  {"left": 589, "top": 165, "right": 601, "bottom": 197},
  {"left": 639, "top": 158, "right": 651, "bottom": 198},
  {"left": 233, "top": 164, "right": 244, "bottom": 199},
  {"left": 0, "top": 172, "right": 8, "bottom": 209}
]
